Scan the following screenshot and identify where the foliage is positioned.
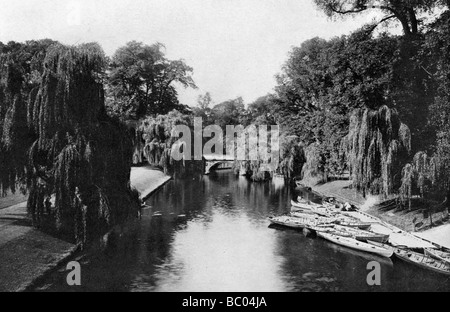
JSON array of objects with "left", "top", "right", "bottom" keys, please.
[
  {"left": 313, "top": 0, "right": 447, "bottom": 36},
  {"left": 274, "top": 30, "right": 400, "bottom": 181},
  {"left": 137, "top": 110, "right": 204, "bottom": 178},
  {"left": 210, "top": 97, "right": 246, "bottom": 129},
  {"left": 229, "top": 124, "right": 281, "bottom": 182},
  {"left": 0, "top": 40, "right": 58, "bottom": 195},
  {"left": 1, "top": 42, "right": 140, "bottom": 246},
  {"left": 301, "top": 142, "right": 325, "bottom": 184},
  {"left": 106, "top": 41, "right": 196, "bottom": 119},
  {"left": 197, "top": 92, "right": 213, "bottom": 110},
  {"left": 192, "top": 92, "right": 213, "bottom": 124},
  {"left": 398, "top": 11, "right": 450, "bottom": 207},
  {"left": 344, "top": 105, "right": 411, "bottom": 197},
  {"left": 245, "top": 94, "right": 280, "bottom": 126},
  {"left": 278, "top": 135, "right": 305, "bottom": 180}
]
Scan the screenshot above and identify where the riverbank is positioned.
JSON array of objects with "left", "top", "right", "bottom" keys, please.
[
  {"left": 302, "top": 179, "right": 450, "bottom": 249},
  {"left": 0, "top": 201, "right": 78, "bottom": 292},
  {"left": 130, "top": 166, "right": 172, "bottom": 200},
  {"left": 0, "top": 191, "right": 27, "bottom": 210},
  {"left": 0, "top": 166, "right": 171, "bottom": 292}
]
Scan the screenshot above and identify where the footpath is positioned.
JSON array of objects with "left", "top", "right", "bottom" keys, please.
[{"left": 0, "top": 166, "right": 171, "bottom": 292}]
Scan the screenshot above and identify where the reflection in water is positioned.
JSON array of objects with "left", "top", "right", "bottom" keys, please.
[
  {"left": 148, "top": 212, "right": 287, "bottom": 292},
  {"left": 35, "top": 170, "right": 450, "bottom": 292}
]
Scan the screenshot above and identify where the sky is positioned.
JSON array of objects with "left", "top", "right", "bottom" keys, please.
[{"left": 0, "top": 0, "right": 380, "bottom": 106}]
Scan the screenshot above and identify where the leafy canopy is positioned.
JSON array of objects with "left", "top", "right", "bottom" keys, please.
[{"left": 107, "top": 41, "right": 196, "bottom": 119}]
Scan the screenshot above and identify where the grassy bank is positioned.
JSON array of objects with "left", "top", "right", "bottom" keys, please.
[
  {"left": 130, "top": 166, "right": 172, "bottom": 200},
  {"left": 0, "top": 202, "right": 77, "bottom": 291},
  {"left": 0, "top": 191, "right": 27, "bottom": 210}
]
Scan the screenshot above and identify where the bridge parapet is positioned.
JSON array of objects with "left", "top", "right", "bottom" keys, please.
[{"left": 205, "top": 160, "right": 233, "bottom": 174}]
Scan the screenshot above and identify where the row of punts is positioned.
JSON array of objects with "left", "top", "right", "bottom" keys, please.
[{"left": 269, "top": 196, "right": 450, "bottom": 276}]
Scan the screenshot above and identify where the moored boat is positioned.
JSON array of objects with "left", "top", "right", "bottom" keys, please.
[
  {"left": 424, "top": 248, "right": 450, "bottom": 265},
  {"left": 291, "top": 199, "right": 315, "bottom": 210},
  {"left": 297, "top": 196, "right": 335, "bottom": 208},
  {"left": 291, "top": 200, "right": 336, "bottom": 217},
  {"left": 290, "top": 206, "right": 334, "bottom": 218},
  {"left": 368, "top": 241, "right": 450, "bottom": 275},
  {"left": 394, "top": 248, "right": 450, "bottom": 276},
  {"left": 291, "top": 200, "right": 372, "bottom": 229},
  {"left": 336, "top": 219, "right": 371, "bottom": 230},
  {"left": 312, "top": 226, "right": 352, "bottom": 237},
  {"left": 269, "top": 215, "right": 317, "bottom": 229},
  {"left": 290, "top": 211, "right": 337, "bottom": 225},
  {"left": 323, "top": 212, "right": 372, "bottom": 229},
  {"left": 332, "top": 225, "right": 389, "bottom": 243},
  {"left": 317, "top": 232, "right": 393, "bottom": 258},
  {"left": 325, "top": 240, "right": 394, "bottom": 267},
  {"left": 366, "top": 240, "right": 395, "bottom": 250}
]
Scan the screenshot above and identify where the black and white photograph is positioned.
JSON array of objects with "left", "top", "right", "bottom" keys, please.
[{"left": 1, "top": 0, "right": 450, "bottom": 297}]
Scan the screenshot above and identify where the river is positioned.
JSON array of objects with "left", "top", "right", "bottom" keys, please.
[{"left": 34, "top": 170, "right": 450, "bottom": 291}]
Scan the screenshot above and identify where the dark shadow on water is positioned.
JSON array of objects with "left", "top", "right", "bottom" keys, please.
[{"left": 31, "top": 171, "right": 450, "bottom": 292}]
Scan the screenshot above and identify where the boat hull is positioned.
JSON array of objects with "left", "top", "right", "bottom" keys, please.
[
  {"left": 291, "top": 199, "right": 314, "bottom": 210},
  {"left": 333, "top": 225, "right": 389, "bottom": 243},
  {"left": 317, "top": 232, "right": 393, "bottom": 258},
  {"left": 290, "top": 211, "right": 336, "bottom": 225},
  {"left": 336, "top": 220, "right": 371, "bottom": 230},
  {"left": 424, "top": 248, "right": 450, "bottom": 265},
  {"left": 394, "top": 248, "right": 450, "bottom": 276},
  {"left": 269, "top": 216, "right": 314, "bottom": 229}
]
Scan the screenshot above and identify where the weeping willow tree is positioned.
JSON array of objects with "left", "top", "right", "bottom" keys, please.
[
  {"left": 0, "top": 91, "right": 30, "bottom": 195},
  {"left": 0, "top": 51, "right": 42, "bottom": 195},
  {"left": 278, "top": 135, "right": 305, "bottom": 181},
  {"left": 301, "top": 142, "right": 326, "bottom": 185},
  {"left": 344, "top": 105, "right": 411, "bottom": 197},
  {"left": 242, "top": 126, "right": 270, "bottom": 182},
  {"left": 1, "top": 43, "right": 140, "bottom": 246},
  {"left": 137, "top": 110, "right": 204, "bottom": 178},
  {"left": 230, "top": 125, "right": 281, "bottom": 182},
  {"left": 399, "top": 151, "right": 448, "bottom": 210}
]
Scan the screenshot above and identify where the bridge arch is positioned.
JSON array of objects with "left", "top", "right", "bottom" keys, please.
[{"left": 205, "top": 161, "right": 233, "bottom": 174}]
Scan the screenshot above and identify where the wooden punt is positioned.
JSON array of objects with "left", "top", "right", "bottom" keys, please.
[
  {"left": 269, "top": 215, "right": 315, "bottom": 229},
  {"left": 394, "top": 248, "right": 450, "bottom": 276},
  {"left": 336, "top": 219, "right": 372, "bottom": 230},
  {"left": 291, "top": 199, "right": 315, "bottom": 210},
  {"left": 291, "top": 200, "right": 336, "bottom": 217},
  {"left": 368, "top": 241, "right": 450, "bottom": 275},
  {"left": 317, "top": 232, "right": 393, "bottom": 258},
  {"left": 332, "top": 225, "right": 389, "bottom": 243},
  {"left": 297, "top": 196, "right": 335, "bottom": 208},
  {"left": 290, "top": 211, "right": 337, "bottom": 225},
  {"left": 424, "top": 248, "right": 450, "bottom": 265}
]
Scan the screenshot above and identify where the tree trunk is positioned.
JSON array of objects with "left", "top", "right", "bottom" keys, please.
[
  {"left": 408, "top": 9, "right": 418, "bottom": 34},
  {"left": 446, "top": 185, "right": 450, "bottom": 212},
  {"left": 398, "top": 14, "right": 412, "bottom": 36}
]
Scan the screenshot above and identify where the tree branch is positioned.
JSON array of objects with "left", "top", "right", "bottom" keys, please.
[
  {"left": 330, "top": 4, "right": 398, "bottom": 15},
  {"left": 330, "top": 4, "right": 412, "bottom": 35},
  {"left": 366, "top": 14, "right": 397, "bottom": 33},
  {"left": 330, "top": 6, "right": 368, "bottom": 14},
  {"left": 420, "top": 65, "right": 436, "bottom": 79},
  {"left": 368, "top": 5, "right": 412, "bottom": 35}
]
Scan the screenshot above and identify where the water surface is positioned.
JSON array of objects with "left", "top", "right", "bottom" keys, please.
[{"left": 34, "top": 170, "right": 450, "bottom": 291}]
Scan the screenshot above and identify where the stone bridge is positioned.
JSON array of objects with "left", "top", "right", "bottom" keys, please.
[{"left": 204, "top": 154, "right": 234, "bottom": 174}]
